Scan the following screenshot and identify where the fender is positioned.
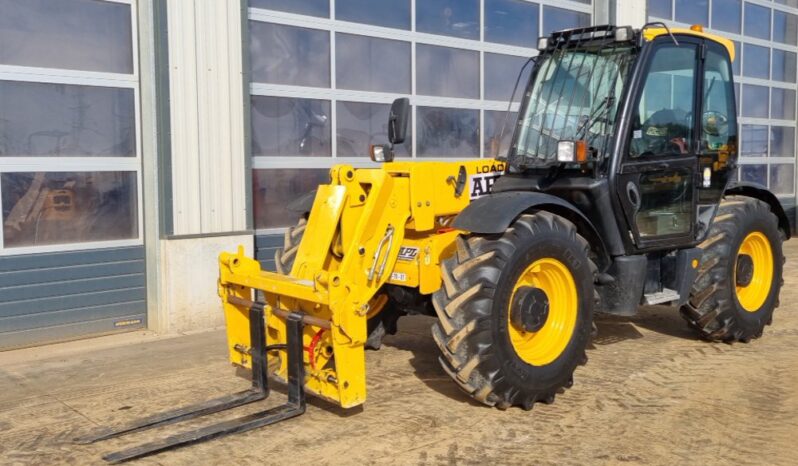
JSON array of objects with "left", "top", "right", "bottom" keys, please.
[
  {"left": 452, "top": 191, "right": 610, "bottom": 268},
  {"left": 725, "top": 182, "right": 792, "bottom": 239}
]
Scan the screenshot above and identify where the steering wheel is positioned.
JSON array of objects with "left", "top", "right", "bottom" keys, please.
[{"left": 702, "top": 111, "right": 729, "bottom": 137}]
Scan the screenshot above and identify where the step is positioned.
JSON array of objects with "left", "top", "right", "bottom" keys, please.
[{"left": 643, "top": 288, "right": 680, "bottom": 306}]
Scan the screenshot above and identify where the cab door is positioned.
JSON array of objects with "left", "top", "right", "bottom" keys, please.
[{"left": 616, "top": 38, "right": 701, "bottom": 250}]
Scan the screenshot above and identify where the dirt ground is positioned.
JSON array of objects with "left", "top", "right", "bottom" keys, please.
[{"left": 2, "top": 244, "right": 798, "bottom": 465}]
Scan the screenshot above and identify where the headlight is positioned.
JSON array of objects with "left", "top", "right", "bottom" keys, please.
[
  {"left": 557, "top": 140, "right": 588, "bottom": 163},
  {"left": 369, "top": 144, "right": 394, "bottom": 163}
]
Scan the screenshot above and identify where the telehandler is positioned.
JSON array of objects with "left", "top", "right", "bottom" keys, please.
[{"left": 78, "top": 24, "right": 789, "bottom": 462}]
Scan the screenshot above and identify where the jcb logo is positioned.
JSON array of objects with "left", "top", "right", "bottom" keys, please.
[{"left": 469, "top": 173, "right": 501, "bottom": 199}]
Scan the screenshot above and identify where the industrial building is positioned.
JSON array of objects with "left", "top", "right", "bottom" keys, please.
[{"left": 0, "top": 0, "right": 794, "bottom": 349}]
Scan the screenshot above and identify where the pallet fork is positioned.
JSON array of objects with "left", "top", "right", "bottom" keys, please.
[{"left": 74, "top": 301, "right": 307, "bottom": 463}]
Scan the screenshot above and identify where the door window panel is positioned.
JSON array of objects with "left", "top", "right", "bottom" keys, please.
[
  {"left": 771, "top": 88, "right": 797, "bottom": 120},
  {"left": 629, "top": 45, "right": 696, "bottom": 158},
  {"left": 770, "top": 164, "right": 795, "bottom": 194},
  {"left": 741, "top": 164, "right": 767, "bottom": 185},
  {"left": 542, "top": 6, "right": 589, "bottom": 34},
  {"left": 772, "top": 49, "right": 797, "bottom": 83},
  {"left": 774, "top": 10, "right": 798, "bottom": 46},
  {"left": 675, "top": 0, "right": 708, "bottom": 26},
  {"left": 484, "top": 53, "right": 533, "bottom": 102},
  {"left": 2, "top": 171, "right": 138, "bottom": 248},
  {"left": 648, "top": 0, "right": 671, "bottom": 19},
  {"left": 770, "top": 126, "right": 795, "bottom": 158},
  {"left": 741, "top": 125, "right": 768, "bottom": 157},
  {"left": 252, "top": 169, "right": 330, "bottom": 229},
  {"left": 336, "top": 34, "right": 410, "bottom": 93},
  {"left": 484, "top": 0, "right": 539, "bottom": 48},
  {"left": 635, "top": 169, "right": 694, "bottom": 237},
  {"left": 0, "top": 81, "right": 136, "bottom": 157},
  {"left": 741, "top": 84, "right": 769, "bottom": 118},
  {"left": 336, "top": 101, "right": 411, "bottom": 157},
  {"left": 336, "top": 0, "right": 410, "bottom": 30},
  {"left": 712, "top": 0, "right": 741, "bottom": 34},
  {"left": 416, "top": 45, "right": 479, "bottom": 99},
  {"left": 701, "top": 49, "right": 737, "bottom": 154},
  {"left": 417, "top": 107, "right": 479, "bottom": 157},
  {"left": 416, "top": 0, "right": 479, "bottom": 40},
  {"left": 742, "top": 44, "right": 769, "bottom": 80},
  {"left": 0, "top": 0, "right": 133, "bottom": 73},
  {"left": 484, "top": 110, "right": 517, "bottom": 158},
  {"left": 249, "top": 22, "right": 330, "bottom": 88},
  {"left": 250, "top": 96, "right": 331, "bottom": 157},
  {"left": 744, "top": 3, "right": 771, "bottom": 40}
]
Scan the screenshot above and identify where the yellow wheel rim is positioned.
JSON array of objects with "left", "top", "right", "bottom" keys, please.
[
  {"left": 735, "top": 231, "right": 774, "bottom": 313},
  {"left": 508, "top": 258, "right": 578, "bottom": 366}
]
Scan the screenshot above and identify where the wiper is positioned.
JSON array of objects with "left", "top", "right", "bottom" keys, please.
[{"left": 576, "top": 96, "right": 615, "bottom": 139}]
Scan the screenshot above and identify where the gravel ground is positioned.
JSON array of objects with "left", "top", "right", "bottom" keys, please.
[{"left": 1, "top": 242, "right": 797, "bottom": 465}]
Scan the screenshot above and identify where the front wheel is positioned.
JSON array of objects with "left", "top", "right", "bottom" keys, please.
[
  {"left": 431, "top": 212, "right": 596, "bottom": 410},
  {"left": 680, "top": 196, "right": 785, "bottom": 342}
]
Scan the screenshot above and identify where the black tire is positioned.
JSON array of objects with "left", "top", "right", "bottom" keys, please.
[
  {"left": 274, "top": 215, "right": 403, "bottom": 350},
  {"left": 431, "top": 212, "right": 596, "bottom": 410},
  {"left": 680, "top": 196, "right": 785, "bottom": 342}
]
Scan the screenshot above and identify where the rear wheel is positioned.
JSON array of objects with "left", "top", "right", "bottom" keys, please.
[
  {"left": 274, "top": 216, "right": 403, "bottom": 349},
  {"left": 431, "top": 212, "right": 596, "bottom": 409},
  {"left": 680, "top": 196, "right": 785, "bottom": 342}
]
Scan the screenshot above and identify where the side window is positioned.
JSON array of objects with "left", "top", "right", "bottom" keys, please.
[{"left": 629, "top": 45, "right": 698, "bottom": 158}]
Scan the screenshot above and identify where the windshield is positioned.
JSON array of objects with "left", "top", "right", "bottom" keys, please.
[{"left": 510, "top": 46, "right": 635, "bottom": 169}]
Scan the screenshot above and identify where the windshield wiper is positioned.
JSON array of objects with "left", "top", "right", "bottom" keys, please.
[{"left": 576, "top": 96, "right": 615, "bottom": 139}]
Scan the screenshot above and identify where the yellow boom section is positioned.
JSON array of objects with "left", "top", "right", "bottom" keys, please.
[{"left": 218, "top": 159, "right": 505, "bottom": 408}]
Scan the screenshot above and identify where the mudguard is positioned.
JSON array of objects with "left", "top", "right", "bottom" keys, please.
[
  {"left": 452, "top": 191, "right": 610, "bottom": 267},
  {"left": 725, "top": 181, "right": 792, "bottom": 238}
]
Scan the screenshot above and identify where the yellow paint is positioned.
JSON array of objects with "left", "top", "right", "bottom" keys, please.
[
  {"left": 691, "top": 258, "right": 699, "bottom": 269},
  {"left": 218, "top": 160, "right": 504, "bottom": 408},
  {"left": 508, "top": 258, "right": 578, "bottom": 366},
  {"left": 643, "top": 28, "right": 736, "bottom": 62},
  {"left": 735, "top": 231, "right": 774, "bottom": 312}
]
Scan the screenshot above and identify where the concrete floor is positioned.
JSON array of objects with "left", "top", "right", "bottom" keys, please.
[{"left": 2, "top": 244, "right": 798, "bottom": 465}]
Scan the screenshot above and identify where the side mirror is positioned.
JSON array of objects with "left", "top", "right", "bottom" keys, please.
[{"left": 388, "top": 98, "right": 410, "bottom": 145}]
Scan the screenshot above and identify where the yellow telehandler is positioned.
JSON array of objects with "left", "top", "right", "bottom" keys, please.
[{"left": 78, "top": 24, "right": 789, "bottom": 462}]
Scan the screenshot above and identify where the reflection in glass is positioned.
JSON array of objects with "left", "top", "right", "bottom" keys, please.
[
  {"left": 741, "top": 125, "right": 768, "bottom": 157},
  {"left": 742, "top": 84, "right": 769, "bottom": 118},
  {"left": 0, "top": 0, "right": 133, "bottom": 73},
  {"left": 772, "top": 49, "right": 797, "bottom": 83},
  {"left": 249, "top": 22, "right": 330, "bottom": 87},
  {"left": 484, "top": 0, "right": 539, "bottom": 48},
  {"left": 484, "top": 53, "right": 533, "bottom": 102},
  {"left": 417, "top": 107, "right": 479, "bottom": 157},
  {"left": 0, "top": 81, "right": 136, "bottom": 157},
  {"left": 770, "top": 164, "right": 795, "bottom": 194},
  {"left": 770, "top": 127, "right": 795, "bottom": 158},
  {"left": 252, "top": 169, "right": 330, "bottom": 229},
  {"left": 771, "top": 88, "right": 796, "bottom": 120},
  {"left": 774, "top": 10, "right": 798, "bottom": 46},
  {"left": 336, "top": 34, "right": 410, "bottom": 93},
  {"left": 336, "top": 101, "right": 411, "bottom": 157},
  {"left": 675, "top": 0, "right": 708, "bottom": 26},
  {"left": 485, "top": 110, "right": 518, "bottom": 158},
  {"left": 1, "top": 171, "right": 138, "bottom": 248},
  {"left": 741, "top": 164, "right": 767, "bottom": 186},
  {"left": 744, "top": 3, "right": 771, "bottom": 40},
  {"left": 336, "top": 0, "right": 410, "bottom": 29},
  {"left": 251, "top": 96, "right": 331, "bottom": 157},
  {"left": 542, "top": 6, "right": 589, "bottom": 34},
  {"left": 416, "top": 45, "right": 479, "bottom": 99},
  {"left": 416, "top": 0, "right": 479, "bottom": 39},
  {"left": 711, "top": 0, "right": 741, "bottom": 33},
  {"left": 648, "top": 0, "right": 671, "bottom": 19},
  {"left": 742, "top": 44, "right": 769, "bottom": 79},
  {"left": 250, "top": 0, "right": 329, "bottom": 17}
]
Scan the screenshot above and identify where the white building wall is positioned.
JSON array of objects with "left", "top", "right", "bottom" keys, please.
[{"left": 167, "top": 0, "right": 247, "bottom": 236}]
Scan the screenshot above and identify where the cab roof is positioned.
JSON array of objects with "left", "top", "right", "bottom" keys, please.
[{"left": 643, "top": 27, "right": 736, "bottom": 62}]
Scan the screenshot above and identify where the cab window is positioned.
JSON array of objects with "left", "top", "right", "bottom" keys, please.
[{"left": 629, "top": 44, "right": 697, "bottom": 158}]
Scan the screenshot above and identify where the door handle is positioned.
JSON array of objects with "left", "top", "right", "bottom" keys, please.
[{"left": 626, "top": 182, "right": 641, "bottom": 210}]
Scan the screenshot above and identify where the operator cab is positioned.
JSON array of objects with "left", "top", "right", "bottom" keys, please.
[{"left": 499, "top": 24, "right": 738, "bottom": 254}]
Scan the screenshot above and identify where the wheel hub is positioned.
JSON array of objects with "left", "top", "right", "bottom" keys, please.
[
  {"left": 736, "top": 254, "right": 754, "bottom": 287},
  {"left": 511, "top": 287, "right": 550, "bottom": 333}
]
